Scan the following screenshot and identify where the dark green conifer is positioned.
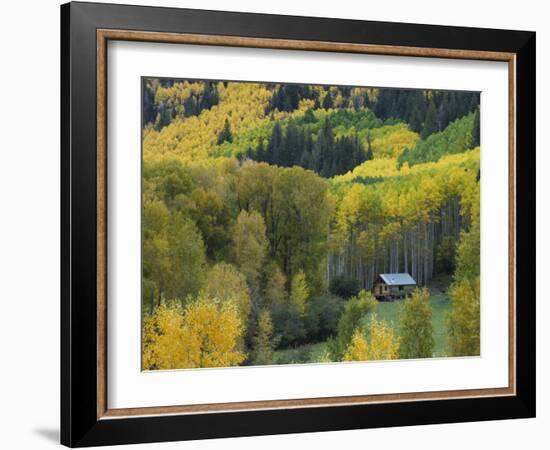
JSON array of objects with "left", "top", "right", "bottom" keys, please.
[{"left": 217, "top": 118, "right": 233, "bottom": 144}]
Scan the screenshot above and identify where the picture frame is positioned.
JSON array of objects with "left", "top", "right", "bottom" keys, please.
[{"left": 61, "top": 1, "right": 535, "bottom": 447}]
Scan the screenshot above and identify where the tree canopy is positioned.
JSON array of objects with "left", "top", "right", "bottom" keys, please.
[{"left": 141, "top": 78, "right": 480, "bottom": 369}]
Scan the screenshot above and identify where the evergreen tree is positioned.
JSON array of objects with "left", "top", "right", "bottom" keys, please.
[
  {"left": 217, "top": 118, "right": 233, "bottom": 144},
  {"left": 266, "top": 122, "right": 283, "bottom": 164},
  {"left": 312, "top": 118, "right": 333, "bottom": 175},
  {"left": 282, "top": 121, "right": 299, "bottom": 167},
  {"left": 154, "top": 103, "right": 172, "bottom": 130},
  {"left": 468, "top": 93, "right": 479, "bottom": 115},
  {"left": 472, "top": 106, "right": 480, "bottom": 147},
  {"left": 366, "top": 131, "right": 374, "bottom": 161},
  {"left": 364, "top": 91, "right": 371, "bottom": 108},
  {"left": 299, "top": 148, "right": 313, "bottom": 169},
  {"left": 438, "top": 95, "right": 450, "bottom": 130},
  {"left": 375, "top": 89, "right": 398, "bottom": 119},
  {"left": 198, "top": 82, "right": 219, "bottom": 111},
  {"left": 142, "top": 79, "right": 157, "bottom": 126},
  {"left": 303, "top": 108, "right": 316, "bottom": 124},
  {"left": 354, "top": 134, "right": 366, "bottom": 166},
  {"left": 408, "top": 91, "right": 426, "bottom": 132},
  {"left": 322, "top": 91, "right": 333, "bottom": 109},
  {"left": 421, "top": 98, "right": 438, "bottom": 139},
  {"left": 255, "top": 140, "right": 266, "bottom": 161},
  {"left": 183, "top": 95, "right": 198, "bottom": 116},
  {"left": 446, "top": 92, "right": 458, "bottom": 122}
]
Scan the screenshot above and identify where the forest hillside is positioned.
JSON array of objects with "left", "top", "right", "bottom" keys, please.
[{"left": 141, "top": 79, "right": 481, "bottom": 369}]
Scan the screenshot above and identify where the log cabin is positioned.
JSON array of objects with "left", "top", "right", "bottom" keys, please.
[{"left": 373, "top": 273, "right": 417, "bottom": 301}]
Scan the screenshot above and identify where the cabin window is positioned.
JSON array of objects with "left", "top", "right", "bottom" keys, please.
[{"left": 399, "top": 286, "right": 404, "bottom": 291}]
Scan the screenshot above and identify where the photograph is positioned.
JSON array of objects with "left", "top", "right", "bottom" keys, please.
[{"left": 141, "top": 78, "right": 481, "bottom": 370}]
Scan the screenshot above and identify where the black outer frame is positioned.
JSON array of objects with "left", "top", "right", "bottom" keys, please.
[{"left": 61, "top": 1, "right": 536, "bottom": 447}]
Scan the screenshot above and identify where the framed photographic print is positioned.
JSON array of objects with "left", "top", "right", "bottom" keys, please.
[{"left": 60, "top": 1, "right": 536, "bottom": 447}]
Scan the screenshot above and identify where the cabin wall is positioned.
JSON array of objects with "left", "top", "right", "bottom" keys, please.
[
  {"left": 373, "top": 283, "right": 389, "bottom": 297},
  {"left": 389, "top": 285, "right": 415, "bottom": 296},
  {"left": 373, "top": 284, "right": 416, "bottom": 299}
]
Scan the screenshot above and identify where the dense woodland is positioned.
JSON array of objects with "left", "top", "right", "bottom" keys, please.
[{"left": 141, "top": 79, "right": 481, "bottom": 370}]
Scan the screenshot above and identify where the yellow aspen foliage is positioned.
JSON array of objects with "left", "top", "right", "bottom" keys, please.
[
  {"left": 289, "top": 270, "right": 310, "bottom": 316},
  {"left": 154, "top": 81, "right": 205, "bottom": 110},
  {"left": 202, "top": 263, "right": 251, "bottom": 324},
  {"left": 446, "top": 277, "right": 480, "bottom": 357},
  {"left": 183, "top": 298, "right": 246, "bottom": 368},
  {"left": 343, "top": 330, "right": 370, "bottom": 361},
  {"left": 371, "top": 124, "right": 419, "bottom": 159},
  {"left": 335, "top": 158, "right": 400, "bottom": 181},
  {"left": 333, "top": 147, "right": 479, "bottom": 183},
  {"left": 343, "top": 318, "right": 400, "bottom": 362},
  {"left": 366, "top": 317, "right": 400, "bottom": 360},
  {"left": 142, "top": 304, "right": 188, "bottom": 370},
  {"left": 142, "top": 297, "right": 246, "bottom": 370}
]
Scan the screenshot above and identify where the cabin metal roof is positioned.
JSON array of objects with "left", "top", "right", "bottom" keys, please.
[{"left": 378, "top": 273, "right": 417, "bottom": 286}]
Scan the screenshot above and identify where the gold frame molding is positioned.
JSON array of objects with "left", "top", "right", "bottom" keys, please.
[{"left": 96, "top": 29, "right": 516, "bottom": 420}]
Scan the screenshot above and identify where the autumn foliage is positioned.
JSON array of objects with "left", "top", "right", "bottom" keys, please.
[
  {"left": 141, "top": 79, "right": 481, "bottom": 368},
  {"left": 142, "top": 298, "right": 245, "bottom": 370}
]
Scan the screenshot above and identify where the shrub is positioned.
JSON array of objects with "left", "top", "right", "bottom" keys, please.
[
  {"left": 271, "top": 305, "right": 307, "bottom": 348},
  {"left": 304, "top": 295, "right": 346, "bottom": 341},
  {"left": 328, "top": 290, "right": 377, "bottom": 360},
  {"left": 329, "top": 275, "right": 361, "bottom": 299}
]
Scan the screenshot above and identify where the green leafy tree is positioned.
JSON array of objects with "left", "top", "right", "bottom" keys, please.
[
  {"left": 455, "top": 208, "right": 480, "bottom": 281},
  {"left": 232, "top": 210, "right": 268, "bottom": 288},
  {"left": 328, "top": 290, "right": 377, "bottom": 360},
  {"left": 189, "top": 187, "right": 233, "bottom": 261},
  {"left": 263, "top": 262, "right": 287, "bottom": 307},
  {"left": 143, "top": 199, "right": 171, "bottom": 310},
  {"left": 399, "top": 113, "right": 476, "bottom": 166},
  {"left": 399, "top": 288, "right": 434, "bottom": 359},
  {"left": 251, "top": 309, "right": 274, "bottom": 365},
  {"left": 202, "top": 263, "right": 251, "bottom": 324},
  {"left": 166, "top": 213, "right": 207, "bottom": 301},
  {"left": 143, "top": 201, "right": 207, "bottom": 308},
  {"left": 447, "top": 277, "right": 480, "bottom": 356}
]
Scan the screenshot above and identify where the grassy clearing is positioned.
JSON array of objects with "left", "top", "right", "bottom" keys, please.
[
  {"left": 273, "top": 342, "right": 328, "bottom": 365},
  {"left": 367, "top": 291, "right": 452, "bottom": 357},
  {"left": 272, "top": 287, "right": 452, "bottom": 364}
]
